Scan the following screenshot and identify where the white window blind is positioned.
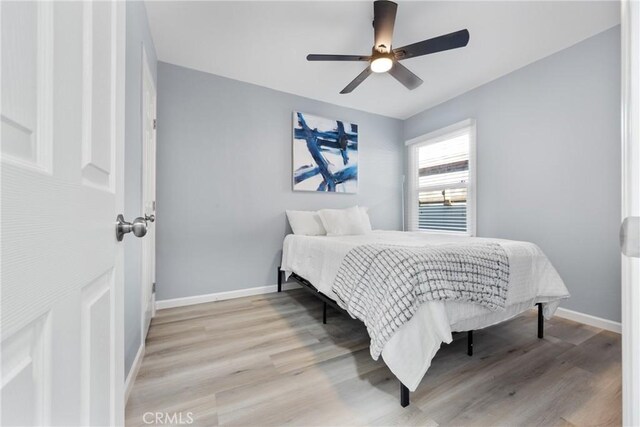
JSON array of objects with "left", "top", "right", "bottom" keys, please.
[{"left": 406, "top": 119, "right": 476, "bottom": 235}]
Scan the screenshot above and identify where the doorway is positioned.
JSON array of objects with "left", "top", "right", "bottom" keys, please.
[{"left": 141, "top": 46, "right": 157, "bottom": 339}]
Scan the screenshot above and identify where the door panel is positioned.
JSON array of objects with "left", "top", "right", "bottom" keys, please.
[
  {"left": 1, "top": 314, "right": 50, "bottom": 426},
  {"left": 1, "top": 1, "right": 125, "bottom": 425},
  {"left": 81, "top": 272, "right": 113, "bottom": 426},
  {"left": 81, "top": 0, "right": 113, "bottom": 190},
  {"left": 1, "top": 1, "right": 53, "bottom": 172}
]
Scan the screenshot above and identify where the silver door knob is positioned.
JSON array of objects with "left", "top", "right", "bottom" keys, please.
[{"left": 116, "top": 214, "right": 149, "bottom": 241}]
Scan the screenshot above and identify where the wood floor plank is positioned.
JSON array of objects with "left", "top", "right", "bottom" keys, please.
[
  {"left": 215, "top": 347, "right": 385, "bottom": 419},
  {"left": 370, "top": 405, "right": 438, "bottom": 427},
  {"left": 125, "top": 290, "right": 621, "bottom": 426},
  {"left": 270, "top": 335, "right": 370, "bottom": 374},
  {"left": 415, "top": 339, "right": 574, "bottom": 422},
  {"left": 561, "top": 363, "right": 622, "bottom": 426},
  {"left": 556, "top": 331, "right": 622, "bottom": 376},
  {"left": 545, "top": 317, "right": 601, "bottom": 346}
]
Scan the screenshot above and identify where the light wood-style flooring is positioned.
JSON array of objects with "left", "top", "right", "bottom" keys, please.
[{"left": 125, "top": 289, "right": 621, "bottom": 426}]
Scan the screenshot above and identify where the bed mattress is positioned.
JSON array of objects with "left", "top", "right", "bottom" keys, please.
[{"left": 281, "top": 230, "right": 570, "bottom": 390}]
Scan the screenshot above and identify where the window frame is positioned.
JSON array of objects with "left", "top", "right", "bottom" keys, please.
[{"left": 405, "top": 119, "right": 477, "bottom": 236}]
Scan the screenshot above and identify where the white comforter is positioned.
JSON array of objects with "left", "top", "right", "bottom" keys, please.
[{"left": 281, "top": 231, "right": 570, "bottom": 391}]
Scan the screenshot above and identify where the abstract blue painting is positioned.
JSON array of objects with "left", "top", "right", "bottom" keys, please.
[{"left": 292, "top": 112, "right": 358, "bottom": 193}]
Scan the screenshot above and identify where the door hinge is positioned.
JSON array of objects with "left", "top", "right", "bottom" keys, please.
[
  {"left": 153, "top": 119, "right": 157, "bottom": 129},
  {"left": 152, "top": 282, "right": 156, "bottom": 293}
]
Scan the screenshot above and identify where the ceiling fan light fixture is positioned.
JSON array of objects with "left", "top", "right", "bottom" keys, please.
[{"left": 370, "top": 57, "right": 393, "bottom": 73}]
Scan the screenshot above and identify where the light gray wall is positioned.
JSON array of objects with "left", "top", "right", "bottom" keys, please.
[
  {"left": 156, "top": 62, "right": 404, "bottom": 301},
  {"left": 124, "top": 1, "right": 157, "bottom": 378},
  {"left": 404, "top": 27, "right": 621, "bottom": 322}
]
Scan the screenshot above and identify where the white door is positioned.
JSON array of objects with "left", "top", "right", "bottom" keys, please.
[
  {"left": 1, "top": 2, "right": 126, "bottom": 426},
  {"left": 621, "top": 1, "right": 640, "bottom": 425},
  {"left": 141, "top": 47, "right": 157, "bottom": 337}
]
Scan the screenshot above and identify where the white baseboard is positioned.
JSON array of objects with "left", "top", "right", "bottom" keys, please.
[
  {"left": 125, "top": 343, "right": 145, "bottom": 403},
  {"left": 156, "top": 286, "right": 621, "bottom": 335},
  {"left": 554, "top": 307, "right": 621, "bottom": 334},
  {"left": 155, "top": 282, "right": 301, "bottom": 310}
]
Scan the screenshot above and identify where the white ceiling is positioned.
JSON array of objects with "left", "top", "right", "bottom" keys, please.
[{"left": 145, "top": 1, "right": 620, "bottom": 119}]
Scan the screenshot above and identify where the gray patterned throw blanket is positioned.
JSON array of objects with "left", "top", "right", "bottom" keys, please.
[{"left": 332, "top": 243, "right": 510, "bottom": 359}]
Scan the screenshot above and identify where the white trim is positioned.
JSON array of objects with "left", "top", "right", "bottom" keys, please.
[
  {"left": 554, "top": 307, "right": 621, "bottom": 334},
  {"left": 140, "top": 43, "right": 157, "bottom": 343},
  {"left": 141, "top": 44, "right": 156, "bottom": 92},
  {"left": 405, "top": 118, "right": 476, "bottom": 236},
  {"left": 124, "top": 344, "right": 145, "bottom": 404},
  {"left": 154, "top": 287, "right": 623, "bottom": 335},
  {"left": 155, "top": 282, "right": 301, "bottom": 310},
  {"left": 468, "top": 122, "right": 477, "bottom": 236},
  {"left": 621, "top": 1, "right": 640, "bottom": 425}
]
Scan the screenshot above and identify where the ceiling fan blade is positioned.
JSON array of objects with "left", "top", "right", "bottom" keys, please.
[
  {"left": 388, "top": 62, "right": 423, "bottom": 90},
  {"left": 373, "top": 0, "right": 397, "bottom": 53},
  {"left": 394, "top": 29, "right": 470, "bottom": 60},
  {"left": 340, "top": 67, "right": 373, "bottom": 94},
  {"left": 307, "top": 54, "right": 370, "bottom": 62}
]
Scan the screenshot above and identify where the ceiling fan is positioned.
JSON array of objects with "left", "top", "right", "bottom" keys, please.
[{"left": 306, "top": 0, "right": 470, "bottom": 94}]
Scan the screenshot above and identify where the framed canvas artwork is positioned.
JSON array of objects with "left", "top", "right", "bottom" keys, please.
[{"left": 292, "top": 111, "right": 358, "bottom": 193}]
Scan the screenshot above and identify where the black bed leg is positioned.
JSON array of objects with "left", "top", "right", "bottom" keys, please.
[
  {"left": 400, "top": 383, "right": 410, "bottom": 407},
  {"left": 322, "top": 302, "right": 327, "bottom": 324},
  {"left": 537, "top": 303, "right": 544, "bottom": 338},
  {"left": 277, "top": 266, "right": 282, "bottom": 292},
  {"left": 467, "top": 330, "right": 474, "bottom": 356}
]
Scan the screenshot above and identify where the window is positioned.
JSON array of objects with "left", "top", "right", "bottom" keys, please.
[{"left": 406, "top": 119, "right": 476, "bottom": 235}]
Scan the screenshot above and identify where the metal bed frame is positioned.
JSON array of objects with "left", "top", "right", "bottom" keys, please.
[{"left": 277, "top": 267, "right": 544, "bottom": 407}]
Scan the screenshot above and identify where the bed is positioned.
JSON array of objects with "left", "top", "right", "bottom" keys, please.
[{"left": 279, "top": 230, "right": 570, "bottom": 407}]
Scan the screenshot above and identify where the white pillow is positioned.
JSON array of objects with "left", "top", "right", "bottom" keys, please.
[
  {"left": 286, "top": 210, "right": 327, "bottom": 236},
  {"left": 318, "top": 206, "right": 372, "bottom": 236},
  {"left": 359, "top": 206, "right": 373, "bottom": 233}
]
